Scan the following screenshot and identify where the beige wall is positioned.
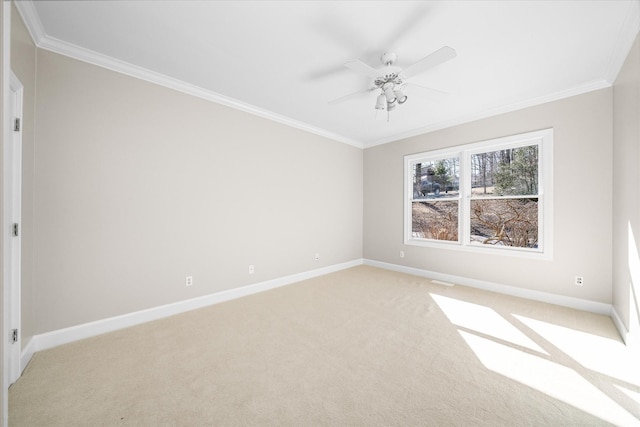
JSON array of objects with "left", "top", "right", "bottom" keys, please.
[
  {"left": 364, "top": 88, "right": 613, "bottom": 304},
  {"left": 613, "top": 33, "right": 640, "bottom": 340},
  {"left": 10, "top": 2, "right": 36, "bottom": 350},
  {"left": 33, "top": 49, "right": 363, "bottom": 333},
  {"left": 12, "top": 7, "right": 636, "bottom": 339}
]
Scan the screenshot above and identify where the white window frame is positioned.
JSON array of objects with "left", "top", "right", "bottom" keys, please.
[{"left": 404, "top": 128, "right": 553, "bottom": 260}]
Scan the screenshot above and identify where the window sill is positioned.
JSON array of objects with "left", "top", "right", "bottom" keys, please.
[{"left": 404, "top": 238, "right": 553, "bottom": 260}]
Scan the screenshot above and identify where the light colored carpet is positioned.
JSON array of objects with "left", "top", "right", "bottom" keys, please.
[{"left": 9, "top": 266, "right": 640, "bottom": 426}]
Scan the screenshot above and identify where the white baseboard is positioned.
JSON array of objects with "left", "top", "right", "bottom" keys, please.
[
  {"left": 30, "top": 259, "right": 364, "bottom": 354},
  {"left": 610, "top": 306, "right": 640, "bottom": 349},
  {"left": 20, "top": 337, "right": 35, "bottom": 374},
  {"left": 26, "top": 258, "right": 621, "bottom": 356},
  {"left": 364, "top": 259, "right": 612, "bottom": 315},
  {"left": 610, "top": 306, "right": 629, "bottom": 344}
]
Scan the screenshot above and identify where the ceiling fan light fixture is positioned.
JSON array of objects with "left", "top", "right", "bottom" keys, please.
[
  {"left": 394, "top": 88, "right": 408, "bottom": 104},
  {"left": 384, "top": 87, "right": 396, "bottom": 104},
  {"left": 336, "top": 46, "right": 456, "bottom": 120}
]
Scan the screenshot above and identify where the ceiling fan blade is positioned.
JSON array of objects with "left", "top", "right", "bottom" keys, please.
[
  {"left": 380, "top": 5, "right": 434, "bottom": 52},
  {"left": 344, "top": 59, "right": 380, "bottom": 78},
  {"left": 328, "top": 87, "right": 377, "bottom": 105},
  {"left": 401, "top": 46, "right": 457, "bottom": 79},
  {"left": 404, "top": 83, "right": 449, "bottom": 102}
]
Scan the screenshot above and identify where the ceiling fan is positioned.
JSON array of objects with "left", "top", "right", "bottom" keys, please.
[{"left": 329, "top": 46, "right": 457, "bottom": 118}]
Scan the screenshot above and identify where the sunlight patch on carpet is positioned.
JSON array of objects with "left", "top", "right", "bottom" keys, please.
[
  {"left": 615, "top": 385, "right": 640, "bottom": 407},
  {"left": 458, "top": 330, "right": 640, "bottom": 426},
  {"left": 513, "top": 314, "right": 640, "bottom": 387},
  {"left": 430, "top": 293, "right": 545, "bottom": 353}
]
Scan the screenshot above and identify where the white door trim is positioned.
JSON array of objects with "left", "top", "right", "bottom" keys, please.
[{"left": 4, "top": 71, "right": 22, "bottom": 385}]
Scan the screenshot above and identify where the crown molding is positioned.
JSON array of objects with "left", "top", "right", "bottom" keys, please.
[
  {"left": 12, "top": 1, "right": 364, "bottom": 149},
  {"left": 12, "top": 0, "right": 45, "bottom": 45},
  {"left": 604, "top": 0, "right": 640, "bottom": 84},
  {"left": 59, "top": 38, "right": 365, "bottom": 148},
  {"left": 13, "top": 0, "right": 637, "bottom": 151},
  {"left": 365, "top": 79, "right": 611, "bottom": 148},
  {"left": 38, "top": 35, "right": 364, "bottom": 149}
]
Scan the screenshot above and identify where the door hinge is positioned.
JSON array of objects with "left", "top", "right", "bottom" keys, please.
[
  {"left": 12, "top": 223, "right": 19, "bottom": 237},
  {"left": 13, "top": 118, "right": 20, "bottom": 132},
  {"left": 11, "top": 329, "right": 18, "bottom": 344}
]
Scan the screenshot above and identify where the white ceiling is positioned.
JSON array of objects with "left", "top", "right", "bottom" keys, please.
[{"left": 16, "top": 1, "right": 640, "bottom": 148}]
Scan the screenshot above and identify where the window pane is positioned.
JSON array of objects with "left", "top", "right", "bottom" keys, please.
[
  {"left": 412, "top": 157, "right": 460, "bottom": 200},
  {"left": 470, "top": 198, "right": 538, "bottom": 248},
  {"left": 470, "top": 145, "right": 538, "bottom": 197},
  {"left": 412, "top": 201, "right": 459, "bottom": 241}
]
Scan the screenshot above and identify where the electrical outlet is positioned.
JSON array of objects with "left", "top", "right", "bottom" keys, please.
[
  {"left": 400, "top": 251, "right": 405, "bottom": 258},
  {"left": 314, "top": 253, "right": 320, "bottom": 261},
  {"left": 248, "top": 265, "right": 255, "bottom": 275},
  {"left": 186, "top": 276, "right": 193, "bottom": 287},
  {"left": 575, "top": 276, "right": 584, "bottom": 286}
]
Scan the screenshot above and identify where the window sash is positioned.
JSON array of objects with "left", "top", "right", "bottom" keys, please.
[
  {"left": 411, "top": 200, "right": 460, "bottom": 243},
  {"left": 404, "top": 129, "right": 553, "bottom": 259}
]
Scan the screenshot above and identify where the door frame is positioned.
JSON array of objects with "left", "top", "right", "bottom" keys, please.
[{"left": 4, "top": 71, "right": 22, "bottom": 385}]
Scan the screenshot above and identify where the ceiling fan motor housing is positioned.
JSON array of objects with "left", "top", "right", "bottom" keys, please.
[
  {"left": 375, "top": 53, "right": 404, "bottom": 90},
  {"left": 375, "top": 73, "right": 403, "bottom": 90}
]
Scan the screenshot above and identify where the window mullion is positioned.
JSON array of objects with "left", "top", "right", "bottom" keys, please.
[{"left": 460, "top": 150, "right": 470, "bottom": 247}]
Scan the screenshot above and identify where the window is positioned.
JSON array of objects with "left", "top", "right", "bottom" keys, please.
[{"left": 404, "top": 129, "right": 553, "bottom": 258}]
